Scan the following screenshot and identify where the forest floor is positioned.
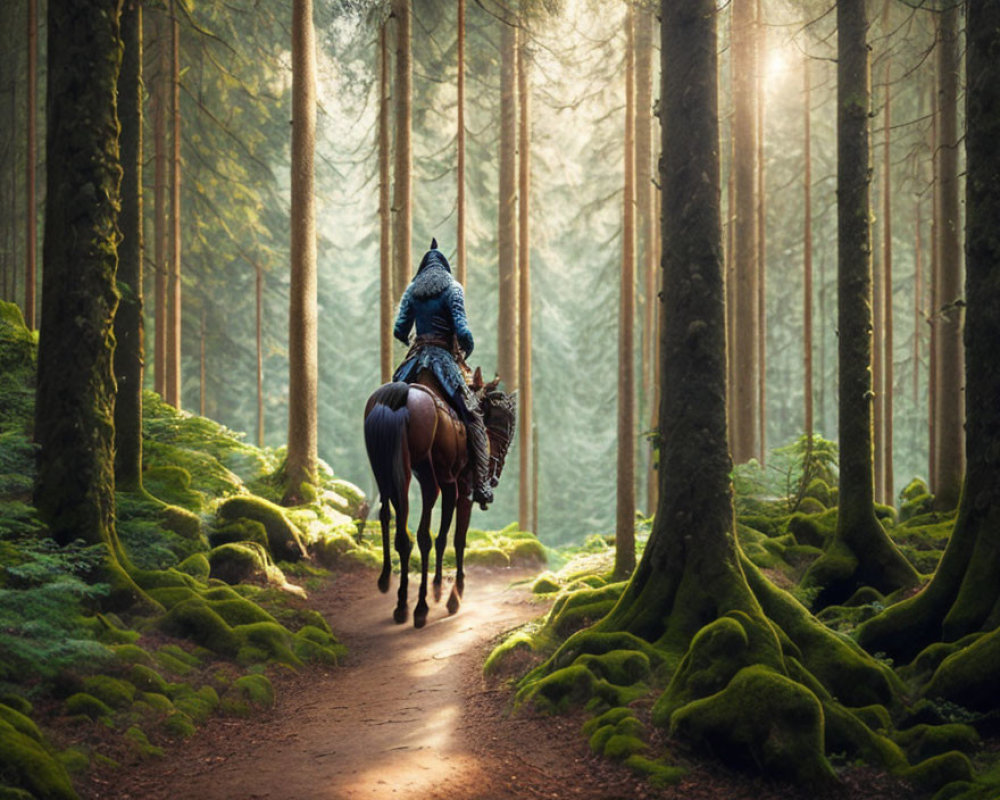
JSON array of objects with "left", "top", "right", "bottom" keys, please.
[{"left": 77, "top": 567, "right": 915, "bottom": 800}]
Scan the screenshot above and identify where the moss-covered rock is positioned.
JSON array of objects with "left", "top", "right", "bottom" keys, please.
[
  {"left": 234, "top": 622, "right": 301, "bottom": 667},
  {"left": 138, "top": 692, "right": 174, "bottom": 713},
  {"left": 208, "top": 542, "right": 270, "bottom": 585},
  {"left": 82, "top": 675, "right": 136, "bottom": 710},
  {"left": 112, "top": 644, "right": 154, "bottom": 666},
  {"left": 123, "top": 725, "right": 164, "bottom": 760},
  {"left": 158, "top": 598, "right": 242, "bottom": 657},
  {"left": 894, "top": 723, "right": 981, "bottom": 762},
  {"left": 669, "top": 665, "right": 837, "bottom": 785},
  {"left": 172, "top": 686, "right": 219, "bottom": 724},
  {"left": 508, "top": 537, "right": 547, "bottom": 566},
  {"left": 209, "top": 518, "right": 270, "bottom": 549},
  {"left": 162, "top": 711, "right": 196, "bottom": 739},
  {"left": 464, "top": 546, "right": 510, "bottom": 568},
  {"left": 216, "top": 496, "right": 308, "bottom": 562},
  {"left": 624, "top": 754, "right": 686, "bottom": 787},
  {"left": 531, "top": 573, "right": 561, "bottom": 594},
  {"left": 63, "top": 693, "right": 113, "bottom": 720},
  {"left": 221, "top": 674, "right": 275, "bottom": 716},
  {"left": 128, "top": 665, "right": 170, "bottom": 695},
  {"left": 154, "top": 645, "right": 199, "bottom": 676},
  {"left": 901, "top": 751, "right": 974, "bottom": 794},
  {"left": 0, "top": 716, "right": 77, "bottom": 800},
  {"left": 159, "top": 505, "right": 202, "bottom": 540},
  {"left": 176, "top": 553, "right": 210, "bottom": 581}
]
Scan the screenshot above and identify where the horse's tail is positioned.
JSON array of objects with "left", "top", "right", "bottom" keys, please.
[{"left": 364, "top": 382, "right": 411, "bottom": 508}]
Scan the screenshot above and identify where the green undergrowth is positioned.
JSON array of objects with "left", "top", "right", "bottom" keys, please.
[
  {"left": 1, "top": 299, "right": 556, "bottom": 799},
  {"left": 483, "top": 435, "right": 988, "bottom": 793}
]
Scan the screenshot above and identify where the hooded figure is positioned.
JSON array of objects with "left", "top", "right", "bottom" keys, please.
[{"left": 392, "top": 240, "right": 494, "bottom": 508}]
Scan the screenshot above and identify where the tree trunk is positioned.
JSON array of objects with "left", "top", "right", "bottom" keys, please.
[
  {"left": 497, "top": 18, "right": 518, "bottom": 389},
  {"left": 933, "top": 4, "right": 964, "bottom": 510},
  {"left": 805, "top": 0, "right": 918, "bottom": 604},
  {"left": 456, "top": 0, "right": 467, "bottom": 287},
  {"left": 928, "top": 78, "right": 939, "bottom": 490},
  {"left": 378, "top": 19, "right": 393, "bottom": 383},
  {"left": 25, "top": 0, "right": 37, "bottom": 330},
  {"left": 113, "top": 0, "right": 144, "bottom": 493},
  {"left": 872, "top": 173, "right": 884, "bottom": 503},
  {"left": 730, "top": 0, "right": 759, "bottom": 464},
  {"left": 756, "top": 0, "right": 766, "bottom": 464},
  {"left": 199, "top": 306, "right": 206, "bottom": 417},
  {"left": 35, "top": 0, "right": 122, "bottom": 547},
  {"left": 635, "top": 2, "right": 656, "bottom": 515},
  {"left": 516, "top": 9, "right": 908, "bottom": 779},
  {"left": 859, "top": 2, "right": 1000, "bottom": 674},
  {"left": 256, "top": 262, "right": 264, "bottom": 447},
  {"left": 284, "top": 0, "right": 318, "bottom": 504},
  {"left": 517, "top": 38, "right": 533, "bottom": 533},
  {"left": 391, "top": 0, "right": 411, "bottom": 309},
  {"left": 880, "top": 0, "right": 894, "bottom": 504},
  {"left": 913, "top": 196, "right": 921, "bottom": 411},
  {"left": 153, "top": 7, "right": 168, "bottom": 398},
  {"left": 165, "top": 0, "right": 181, "bottom": 409},
  {"left": 614, "top": 4, "right": 636, "bottom": 580},
  {"left": 803, "top": 54, "right": 814, "bottom": 443}
]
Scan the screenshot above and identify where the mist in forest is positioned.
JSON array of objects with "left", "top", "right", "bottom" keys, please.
[{"left": 0, "top": 0, "right": 956, "bottom": 544}]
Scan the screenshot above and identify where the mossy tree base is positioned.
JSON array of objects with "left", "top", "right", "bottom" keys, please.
[{"left": 506, "top": 553, "right": 974, "bottom": 790}]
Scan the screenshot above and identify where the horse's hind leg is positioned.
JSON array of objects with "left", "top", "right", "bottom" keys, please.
[
  {"left": 413, "top": 465, "right": 438, "bottom": 628},
  {"left": 433, "top": 483, "right": 457, "bottom": 602},
  {"left": 377, "top": 499, "right": 392, "bottom": 593},
  {"left": 448, "top": 496, "right": 472, "bottom": 615},
  {"left": 393, "top": 492, "right": 411, "bottom": 624}
]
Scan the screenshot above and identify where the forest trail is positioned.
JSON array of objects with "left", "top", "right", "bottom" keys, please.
[
  {"left": 80, "top": 567, "right": 908, "bottom": 800},
  {"left": 88, "top": 568, "right": 654, "bottom": 800}
]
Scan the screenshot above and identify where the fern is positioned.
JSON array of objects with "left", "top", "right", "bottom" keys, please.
[{"left": 0, "top": 522, "right": 111, "bottom": 682}]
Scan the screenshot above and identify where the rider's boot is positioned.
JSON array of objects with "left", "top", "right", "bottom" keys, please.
[{"left": 468, "top": 411, "right": 494, "bottom": 510}]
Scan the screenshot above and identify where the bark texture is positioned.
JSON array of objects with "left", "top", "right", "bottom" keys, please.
[
  {"left": 517, "top": 39, "right": 533, "bottom": 532},
  {"left": 284, "top": 0, "right": 318, "bottom": 503},
  {"left": 858, "top": 0, "right": 1000, "bottom": 661},
  {"left": 35, "top": 0, "right": 122, "bottom": 546},
  {"left": 378, "top": 19, "right": 393, "bottom": 383},
  {"left": 730, "top": 0, "right": 759, "bottom": 464},
  {"left": 933, "top": 4, "right": 964, "bottom": 510},
  {"left": 391, "top": 0, "right": 411, "bottom": 309},
  {"left": 497, "top": 19, "right": 519, "bottom": 389},
  {"left": 601, "top": 0, "right": 751, "bottom": 643},
  {"left": 807, "top": 0, "right": 918, "bottom": 604},
  {"left": 153, "top": 7, "right": 168, "bottom": 397},
  {"left": 114, "top": 0, "right": 145, "bottom": 492},
  {"left": 614, "top": 5, "right": 636, "bottom": 579},
  {"left": 166, "top": 0, "right": 181, "bottom": 408}
]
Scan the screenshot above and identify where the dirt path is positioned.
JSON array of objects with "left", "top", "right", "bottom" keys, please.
[
  {"left": 90, "top": 568, "right": 650, "bottom": 799},
  {"left": 86, "top": 568, "right": 910, "bottom": 800}
]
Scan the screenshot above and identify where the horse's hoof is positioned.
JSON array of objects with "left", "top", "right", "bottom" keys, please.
[
  {"left": 393, "top": 606, "right": 408, "bottom": 624},
  {"left": 446, "top": 589, "right": 461, "bottom": 616},
  {"left": 377, "top": 574, "right": 390, "bottom": 593},
  {"left": 414, "top": 609, "right": 428, "bottom": 629},
  {"left": 432, "top": 580, "right": 443, "bottom": 603}
]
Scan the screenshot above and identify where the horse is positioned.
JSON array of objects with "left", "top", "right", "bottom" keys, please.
[{"left": 363, "top": 369, "right": 516, "bottom": 628}]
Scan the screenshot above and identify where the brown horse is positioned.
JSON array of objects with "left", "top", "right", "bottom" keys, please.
[{"left": 363, "top": 369, "right": 516, "bottom": 627}]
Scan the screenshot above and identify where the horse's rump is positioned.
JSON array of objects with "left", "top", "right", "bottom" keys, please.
[{"left": 364, "top": 382, "right": 411, "bottom": 507}]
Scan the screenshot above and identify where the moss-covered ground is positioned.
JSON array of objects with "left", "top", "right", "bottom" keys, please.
[
  {"left": 487, "top": 439, "right": 1000, "bottom": 797},
  {"left": 0, "top": 303, "right": 550, "bottom": 799}
]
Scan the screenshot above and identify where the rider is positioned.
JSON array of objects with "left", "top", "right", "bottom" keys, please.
[{"left": 393, "top": 239, "right": 494, "bottom": 509}]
